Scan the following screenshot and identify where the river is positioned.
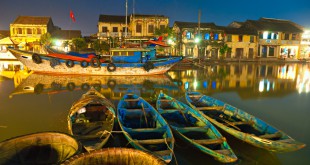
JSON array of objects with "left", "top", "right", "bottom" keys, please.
[{"left": 0, "top": 62, "right": 309, "bottom": 165}]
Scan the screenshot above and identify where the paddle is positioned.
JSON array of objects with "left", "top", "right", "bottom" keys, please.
[{"left": 140, "top": 100, "right": 149, "bottom": 127}]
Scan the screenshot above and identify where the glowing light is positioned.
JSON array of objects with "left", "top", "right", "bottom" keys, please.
[
  {"left": 55, "top": 40, "right": 62, "bottom": 47},
  {"left": 263, "top": 31, "right": 268, "bottom": 39},
  {"left": 193, "top": 80, "right": 198, "bottom": 90},
  {"left": 259, "top": 80, "right": 264, "bottom": 92},
  {"left": 194, "top": 37, "right": 200, "bottom": 43},
  {"left": 185, "top": 82, "right": 189, "bottom": 90}
]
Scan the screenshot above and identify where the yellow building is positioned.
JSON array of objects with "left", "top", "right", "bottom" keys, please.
[
  {"left": 97, "top": 14, "right": 169, "bottom": 46},
  {"left": 10, "top": 16, "right": 56, "bottom": 52},
  {"left": 223, "top": 27, "right": 258, "bottom": 59}
]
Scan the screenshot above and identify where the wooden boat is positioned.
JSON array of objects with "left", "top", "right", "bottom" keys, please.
[
  {"left": 0, "top": 132, "right": 82, "bottom": 165},
  {"left": 117, "top": 92, "right": 175, "bottom": 163},
  {"left": 8, "top": 47, "right": 182, "bottom": 75},
  {"left": 63, "top": 148, "right": 165, "bottom": 165},
  {"left": 185, "top": 91, "right": 306, "bottom": 152},
  {"left": 156, "top": 91, "right": 237, "bottom": 163},
  {"left": 68, "top": 87, "right": 116, "bottom": 151}
]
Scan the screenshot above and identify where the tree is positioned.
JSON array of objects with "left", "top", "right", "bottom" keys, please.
[
  {"left": 40, "top": 32, "right": 52, "bottom": 46},
  {"left": 72, "top": 37, "right": 87, "bottom": 52},
  {"left": 155, "top": 26, "right": 174, "bottom": 39},
  {"left": 219, "top": 44, "right": 230, "bottom": 59},
  {"left": 93, "top": 40, "right": 110, "bottom": 54}
]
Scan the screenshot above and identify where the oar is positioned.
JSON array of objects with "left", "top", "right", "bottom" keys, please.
[{"left": 172, "top": 98, "right": 189, "bottom": 123}]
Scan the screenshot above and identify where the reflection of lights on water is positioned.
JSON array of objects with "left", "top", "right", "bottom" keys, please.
[
  {"left": 193, "top": 80, "right": 198, "bottom": 90},
  {"left": 296, "top": 67, "right": 310, "bottom": 93},
  {"left": 185, "top": 82, "right": 189, "bottom": 90},
  {"left": 212, "top": 81, "right": 216, "bottom": 89},
  {"left": 278, "top": 65, "right": 296, "bottom": 79},
  {"left": 259, "top": 79, "right": 275, "bottom": 92},
  {"left": 203, "top": 81, "right": 208, "bottom": 88}
]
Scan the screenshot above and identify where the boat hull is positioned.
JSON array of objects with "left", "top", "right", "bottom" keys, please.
[
  {"left": 185, "top": 91, "right": 306, "bottom": 152},
  {"left": 9, "top": 49, "right": 182, "bottom": 75}
]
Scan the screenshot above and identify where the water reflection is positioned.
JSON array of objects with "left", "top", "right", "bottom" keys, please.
[
  {"left": 10, "top": 73, "right": 179, "bottom": 100},
  {"left": 168, "top": 63, "right": 310, "bottom": 97}
]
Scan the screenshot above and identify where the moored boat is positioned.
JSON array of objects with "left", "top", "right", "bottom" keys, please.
[
  {"left": 8, "top": 47, "right": 182, "bottom": 75},
  {"left": 0, "top": 132, "right": 82, "bottom": 165},
  {"left": 63, "top": 148, "right": 165, "bottom": 165},
  {"left": 117, "top": 92, "right": 175, "bottom": 163},
  {"left": 156, "top": 91, "right": 237, "bottom": 163},
  {"left": 185, "top": 91, "right": 306, "bottom": 152},
  {"left": 68, "top": 87, "right": 116, "bottom": 151}
]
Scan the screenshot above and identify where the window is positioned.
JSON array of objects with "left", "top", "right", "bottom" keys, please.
[
  {"left": 269, "top": 47, "right": 275, "bottom": 56},
  {"left": 186, "top": 32, "right": 191, "bottom": 39},
  {"left": 250, "top": 36, "right": 254, "bottom": 42},
  {"left": 122, "top": 27, "right": 127, "bottom": 33},
  {"left": 112, "top": 27, "right": 118, "bottom": 32},
  {"left": 238, "top": 35, "right": 243, "bottom": 42},
  {"left": 102, "top": 27, "right": 108, "bottom": 32},
  {"left": 204, "top": 33, "right": 210, "bottom": 40},
  {"left": 27, "top": 28, "right": 32, "bottom": 34},
  {"left": 292, "top": 33, "right": 297, "bottom": 40},
  {"left": 136, "top": 24, "right": 142, "bottom": 33},
  {"left": 227, "top": 35, "right": 232, "bottom": 42},
  {"left": 37, "top": 28, "right": 42, "bottom": 34},
  {"left": 148, "top": 24, "right": 154, "bottom": 33},
  {"left": 284, "top": 33, "right": 289, "bottom": 40},
  {"left": 214, "top": 33, "right": 219, "bottom": 40},
  {"left": 160, "top": 25, "right": 165, "bottom": 30}
]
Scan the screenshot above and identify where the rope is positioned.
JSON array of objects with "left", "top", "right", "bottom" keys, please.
[{"left": 164, "top": 138, "right": 178, "bottom": 165}]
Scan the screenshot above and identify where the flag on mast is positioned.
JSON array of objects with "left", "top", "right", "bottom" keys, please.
[{"left": 70, "top": 10, "right": 76, "bottom": 22}]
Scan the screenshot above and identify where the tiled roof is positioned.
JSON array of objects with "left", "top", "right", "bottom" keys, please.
[
  {"left": 133, "top": 14, "right": 168, "bottom": 18},
  {"left": 12, "top": 16, "right": 52, "bottom": 25},
  {"left": 174, "top": 21, "right": 217, "bottom": 29},
  {"left": 51, "top": 30, "right": 81, "bottom": 40},
  {"left": 99, "top": 15, "right": 130, "bottom": 23},
  {"left": 219, "top": 26, "right": 257, "bottom": 35},
  {"left": 245, "top": 18, "right": 303, "bottom": 33}
]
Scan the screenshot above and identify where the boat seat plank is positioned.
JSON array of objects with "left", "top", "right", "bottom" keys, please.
[
  {"left": 189, "top": 95, "right": 203, "bottom": 98},
  {"left": 193, "top": 137, "right": 225, "bottom": 145},
  {"left": 159, "top": 99, "right": 172, "bottom": 102},
  {"left": 215, "top": 149, "right": 231, "bottom": 155},
  {"left": 230, "top": 121, "right": 254, "bottom": 126},
  {"left": 136, "top": 138, "right": 173, "bottom": 145},
  {"left": 124, "top": 98, "right": 140, "bottom": 102},
  {"left": 196, "top": 106, "right": 223, "bottom": 111},
  {"left": 130, "top": 127, "right": 164, "bottom": 132},
  {"left": 259, "top": 132, "right": 282, "bottom": 139},
  {"left": 153, "top": 150, "right": 171, "bottom": 156},
  {"left": 177, "top": 127, "right": 208, "bottom": 133}
]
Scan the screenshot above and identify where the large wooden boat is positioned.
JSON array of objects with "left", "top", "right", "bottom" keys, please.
[
  {"left": 156, "top": 91, "right": 237, "bottom": 163},
  {"left": 117, "top": 92, "right": 175, "bottom": 163},
  {"left": 0, "top": 132, "right": 82, "bottom": 165},
  {"left": 185, "top": 91, "right": 306, "bottom": 152},
  {"left": 68, "top": 87, "right": 116, "bottom": 151},
  {"left": 63, "top": 148, "right": 165, "bottom": 165},
  {"left": 8, "top": 47, "right": 182, "bottom": 75}
]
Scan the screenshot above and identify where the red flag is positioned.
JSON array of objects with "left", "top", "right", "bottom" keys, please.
[{"left": 70, "top": 10, "right": 76, "bottom": 22}]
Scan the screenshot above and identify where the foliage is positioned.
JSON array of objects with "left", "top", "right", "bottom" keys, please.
[
  {"left": 62, "top": 41, "right": 69, "bottom": 48},
  {"left": 72, "top": 37, "right": 87, "bottom": 52},
  {"left": 219, "top": 44, "right": 231, "bottom": 59},
  {"left": 155, "top": 26, "right": 174, "bottom": 39},
  {"left": 93, "top": 40, "right": 110, "bottom": 53},
  {"left": 40, "top": 32, "right": 52, "bottom": 46}
]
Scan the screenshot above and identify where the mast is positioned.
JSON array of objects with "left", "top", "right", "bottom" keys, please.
[{"left": 125, "top": 0, "right": 128, "bottom": 38}]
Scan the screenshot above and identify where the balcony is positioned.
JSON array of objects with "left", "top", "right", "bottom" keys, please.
[
  {"left": 281, "top": 40, "right": 300, "bottom": 45},
  {"left": 98, "top": 32, "right": 132, "bottom": 38},
  {"left": 259, "top": 39, "right": 279, "bottom": 45}
]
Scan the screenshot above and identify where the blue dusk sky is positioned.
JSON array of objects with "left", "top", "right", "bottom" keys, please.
[{"left": 0, "top": 0, "right": 309, "bottom": 36}]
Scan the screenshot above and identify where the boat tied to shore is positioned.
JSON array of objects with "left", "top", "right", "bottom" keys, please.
[
  {"left": 68, "top": 87, "right": 116, "bottom": 151},
  {"left": 8, "top": 45, "right": 183, "bottom": 75},
  {"left": 117, "top": 91, "right": 175, "bottom": 163},
  {"left": 156, "top": 91, "right": 237, "bottom": 163},
  {"left": 185, "top": 91, "right": 306, "bottom": 152}
]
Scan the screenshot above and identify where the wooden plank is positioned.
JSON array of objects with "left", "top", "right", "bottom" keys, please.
[
  {"left": 215, "top": 149, "right": 231, "bottom": 155},
  {"left": 124, "top": 98, "right": 140, "bottom": 102},
  {"left": 160, "top": 99, "right": 172, "bottom": 102},
  {"left": 259, "top": 132, "right": 282, "bottom": 139},
  {"left": 193, "top": 137, "right": 225, "bottom": 145},
  {"left": 189, "top": 95, "right": 203, "bottom": 98},
  {"left": 232, "top": 121, "right": 254, "bottom": 126},
  {"left": 153, "top": 150, "right": 171, "bottom": 156},
  {"left": 136, "top": 138, "right": 173, "bottom": 145},
  {"left": 196, "top": 106, "right": 223, "bottom": 111}
]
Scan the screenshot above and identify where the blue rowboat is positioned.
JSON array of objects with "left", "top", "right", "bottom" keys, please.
[
  {"left": 68, "top": 87, "right": 116, "bottom": 151},
  {"left": 117, "top": 92, "right": 175, "bottom": 163},
  {"left": 156, "top": 91, "right": 237, "bottom": 163},
  {"left": 185, "top": 91, "right": 306, "bottom": 152}
]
